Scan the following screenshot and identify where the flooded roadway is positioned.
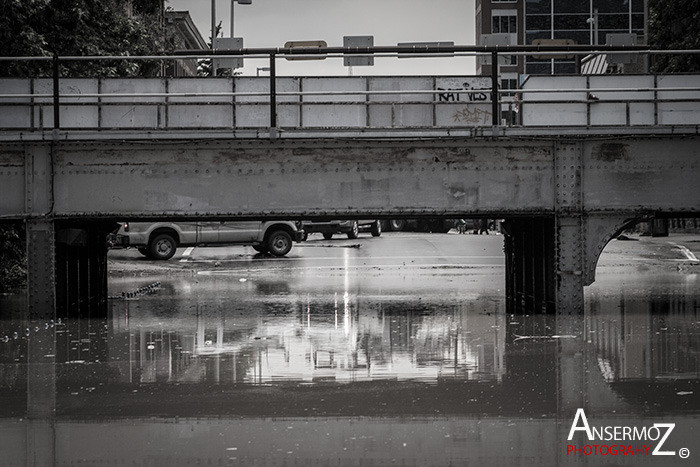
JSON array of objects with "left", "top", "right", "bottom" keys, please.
[{"left": 1, "top": 231, "right": 698, "bottom": 465}]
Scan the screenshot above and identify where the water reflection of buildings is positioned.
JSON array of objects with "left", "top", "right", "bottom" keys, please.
[
  {"left": 109, "top": 292, "right": 507, "bottom": 385},
  {"left": 2, "top": 282, "right": 698, "bottom": 420},
  {"left": 3, "top": 291, "right": 697, "bottom": 391},
  {"left": 587, "top": 294, "right": 699, "bottom": 382}
]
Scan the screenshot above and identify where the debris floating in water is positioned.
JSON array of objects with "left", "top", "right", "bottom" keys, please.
[
  {"left": 513, "top": 334, "right": 577, "bottom": 342},
  {"left": 109, "top": 281, "right": 162, "bottom": 300}
]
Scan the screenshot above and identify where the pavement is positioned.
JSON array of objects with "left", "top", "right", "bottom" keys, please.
[{"left": 596, "top": 232, "right": 700, "bottom": 271}]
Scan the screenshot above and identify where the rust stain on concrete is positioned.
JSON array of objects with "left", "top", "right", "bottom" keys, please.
[
  {"left": 594, "top": 143, "right": 629, "bottom": 162},
  {"left": 0, "top": 151, "right": 23, "bottom": 166}
]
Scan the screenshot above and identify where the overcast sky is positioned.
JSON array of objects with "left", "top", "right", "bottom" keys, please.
[{"left": 167, "top": 0, "right": 476, "bottom": 76}]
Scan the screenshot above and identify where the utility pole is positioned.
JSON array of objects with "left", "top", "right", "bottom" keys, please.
[{"left": 211, "top": 0, "right": 217, "bottom": 77}]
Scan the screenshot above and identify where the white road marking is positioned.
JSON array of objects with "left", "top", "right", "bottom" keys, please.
[
  {"left": 669, "top": 243, "right": 699, "bottom": 262},
  {"left": 184, "top": 254, "right": 504, "bottom": 263},
  {"left": 179, "top": 246, "right": 195, "bottom": 262},
  {"left": 198, "top": 263, "right": 505, "bottom": 276}
]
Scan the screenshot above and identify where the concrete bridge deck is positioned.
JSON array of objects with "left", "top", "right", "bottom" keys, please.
[{"left": 1, "top": 74, "right": 699, "bottom": 132}]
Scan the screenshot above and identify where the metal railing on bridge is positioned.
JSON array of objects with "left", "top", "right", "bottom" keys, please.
[{"left": 1, "top": 46, "right": 699, "bottom": 134}]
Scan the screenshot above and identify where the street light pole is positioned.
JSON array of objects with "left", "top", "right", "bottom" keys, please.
[
  {"left": 588, "top": 0, "right": 593, "bottom": 45},
  {"left": 211, "top": 0, "right": 217, "bottom": 76},
  {"left": 211, "top": 0, "right": 217, "bottom": 49},
  {"left": 231, "top": 0, "right": 236, "bottom": 37},
  {"left": 231, "top": 0, "right": 252, "bottom": 38}
]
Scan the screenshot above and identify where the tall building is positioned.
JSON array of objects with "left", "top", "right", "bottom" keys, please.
[
  {"left": 476, "top": 0, "right": 647, "bottom": 78},
  {"left": 476, "top": 0, "right": 524, "bottom": 81}
]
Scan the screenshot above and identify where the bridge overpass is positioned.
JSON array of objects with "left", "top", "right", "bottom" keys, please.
[{"left": 1, "top": 47, "right": 699, "bottom": 320}]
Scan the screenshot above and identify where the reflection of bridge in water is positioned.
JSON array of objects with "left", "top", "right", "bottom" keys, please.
[
  {"left": 0, "top": 276, "right": 698, "bottom": 463},
  {"left": 0, "top": 281, "right": 696, "bottom": 406}
]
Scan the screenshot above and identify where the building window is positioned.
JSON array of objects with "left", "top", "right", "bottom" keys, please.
[
  {"left": 524, "top": 0, "right": 646, "bottom": 74},
  {"left": 525, "top": 0, "right": 551, "bottom": 14},
  {"left": 500, "top": 78, "right": 518, "bottom": 97},
  {"left": 493, "top": 14, "right": 517, "bottom": 34}
]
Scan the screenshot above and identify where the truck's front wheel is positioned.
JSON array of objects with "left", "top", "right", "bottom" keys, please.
[
  {"left": 148, "top": 233, "right": 177, "bottom": 260},
  {"left": 266, "top": 230, "right": 293, "bottom": 257}
]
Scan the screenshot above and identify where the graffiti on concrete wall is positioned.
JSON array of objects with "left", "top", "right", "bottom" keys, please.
[
  {"left": 436, "top": 77, "right": 491, "bottom": 103},
  {"left": 434, "top": 77, "right": 493, "bottom": 126},
  {"left": 452, "top": 107, "right": 492, "bottom": 125},
  {"left": 437, "top": 85, "right": 489, "bottom": 102}
]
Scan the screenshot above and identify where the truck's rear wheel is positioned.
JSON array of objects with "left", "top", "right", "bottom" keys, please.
[
  {"left": 266, "top": 230, "right": 293, "bottom": 257},
  {"left": 370, "top": 221, "right": 382, "bottom": 237},
  {"left": 389, "top": 219, "right": 406, "bottom": 231},
  {"left": 148, "top": 233, "right": 177, "bottom": 260},
  {"left": 346, "top": 221, "right": 359, "bottom": 239}
]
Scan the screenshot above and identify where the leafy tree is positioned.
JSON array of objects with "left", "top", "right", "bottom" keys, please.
[
  {"left": 0, "top": 223, "right": 26, "bottom": 294},
  {"left": 0, "top": 0, "right": 163, "bottom": 77},
  {"left": 649, "top": 0, "right": 700, "bottom": 72}
]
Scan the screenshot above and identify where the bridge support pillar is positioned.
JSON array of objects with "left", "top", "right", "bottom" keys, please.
[
  {"left": 25, "top": 142, "right": 57, "bottom": 320},
  {"left": 554, "top": 141, "right": 585, "bottom": 316},
  {"left": 555, "top": 216, "right": 585, "bottom": 315},
  {"left": 26, "top": 219, "right": 56, "bottom": 321},
  {"left": 554, "top": 214, "right": 641, "bottom": 315}
]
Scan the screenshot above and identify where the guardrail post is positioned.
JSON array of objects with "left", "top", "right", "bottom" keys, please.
[
  {"left": 491, "top": 51, "right": 499, "bottom": 126},
  {"left": 52, "top": 52, "right": 59, "bottom": 129},
  {"left": 269, "top": 53, "right": 277, "bottom": 132}
]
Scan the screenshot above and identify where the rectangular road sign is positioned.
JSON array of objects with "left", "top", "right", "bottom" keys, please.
[
  {"left": 344, "top": 36, "right": 374, "bottom": 67},
  {"left": 284, "top": 41, "right": 328, "bottom": 60}
]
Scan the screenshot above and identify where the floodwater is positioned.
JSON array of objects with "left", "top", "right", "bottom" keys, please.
[{"left": 0, "top": 234, "right": 698, "bottom": 465}]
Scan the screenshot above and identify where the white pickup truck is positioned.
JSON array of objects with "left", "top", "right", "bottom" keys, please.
[{"left": 113, "top": 221, "right": 305, "bottom": 260}]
